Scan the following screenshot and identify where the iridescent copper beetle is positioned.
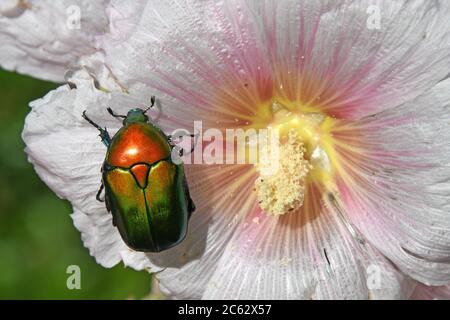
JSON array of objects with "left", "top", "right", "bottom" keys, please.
[{"left": 82, "top": 96, "right": 195, "bottom": 252}]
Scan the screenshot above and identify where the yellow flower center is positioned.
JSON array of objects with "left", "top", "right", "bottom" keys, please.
[
  {"left": 252, "top": 101, "right": 338, "bottom": 216},
  {"left": 255, "top": 130, "right": 311, "bottom": 215}
]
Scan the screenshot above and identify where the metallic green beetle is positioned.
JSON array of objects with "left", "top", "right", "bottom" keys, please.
[{"left": 82, "top": 97, "right": 195, "bottom": 252}]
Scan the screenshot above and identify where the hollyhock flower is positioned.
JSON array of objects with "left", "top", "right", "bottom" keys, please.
[{"left": 2, "top": 0, "right": 450, "bottom": 299}]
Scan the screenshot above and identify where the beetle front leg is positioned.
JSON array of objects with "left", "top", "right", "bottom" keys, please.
[
  {"left": 168, "top": 133, "right": 199, "bottom": 156},
  {"left": 143, "top": 95, "right": 156, "bottom": 113},
  {"left": 82, "top": 111, "right": 111, "bottom": 147},
  {"left": 168, "top": 133, "right": 198, "bottom": 144}
]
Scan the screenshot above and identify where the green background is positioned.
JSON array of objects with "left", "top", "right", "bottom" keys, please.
[{"left": 0, "top": 69, "right": 152, "bottom": 299}]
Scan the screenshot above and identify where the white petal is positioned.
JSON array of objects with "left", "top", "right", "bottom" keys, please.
[
  {"left": 410, "top": 283, "right": 450, "bottom": 300},
  {"left": 154, "top": 165, "right": 257, "bottom": 299},
  {"left": 0, "top": 0, "right": 109, "bottom": 82},
  {"left": 98, "top": 0, "right": 276, "bottom": 125},
  {"left": 259, "top": 0, "right": 450, "bottom": 118},
  {"left": 202, "top": 201, "right": 414, "bottom": 300},
  {"left": 339, "top": 79, "right": 450, "bottom": 285},
  {"left": 20, "top": 0, "right": 450, "bottom": 300},
  {"left": 96, "top": 0, "right": 450, "bottom": 120}
]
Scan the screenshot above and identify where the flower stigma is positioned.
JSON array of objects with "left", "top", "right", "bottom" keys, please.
[{"left": 254, "top": 101, "right": 337, "bottom": 216}]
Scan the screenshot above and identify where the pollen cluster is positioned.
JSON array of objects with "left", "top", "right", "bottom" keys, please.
[{"left": 255, "top": 130, "right": 312, "bottom": 216}]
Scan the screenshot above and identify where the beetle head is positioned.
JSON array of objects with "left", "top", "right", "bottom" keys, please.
[{"left": 124, "top": 108, "right": 149, "bottom": 125}]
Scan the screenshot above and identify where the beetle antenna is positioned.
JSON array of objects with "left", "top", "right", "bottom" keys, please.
[
  {"left": 143, "top": 96, "right": 156, "bottom": 114},
  {"left": 107, "top": 107, "right": 126, "bottom": 119}
]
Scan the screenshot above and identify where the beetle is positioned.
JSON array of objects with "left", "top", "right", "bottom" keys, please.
[{"left": 82, "top": 96, "right": 196, "bottom": 252}]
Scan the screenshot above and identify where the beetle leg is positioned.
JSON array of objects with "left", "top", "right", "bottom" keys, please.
[
  {"left": 82, "top": 111, "right": 111, "bottom": 147},
  {"left": 144, "top": 96, "right": 164, "bottom": 124},
  {"left": 102, "top": 189, "right": 116, "bottom": 226},
  {"left": 187, "top": 193, "right": 196, "bottom": 218},
  {"left": 183, "top": 176, "right": 196, "bottom": 218},
  {"left": 143, "top": 95, "right": 156, "bottom": 113},
  {"left": 168, "top": 132, "right": 199, "bottom": 156},
  {"left": 178, "top": 146, "right": 184, "bottom": 157},
  {"left": 168, "top": 133, "right": 197, "bottom": 144},
  {"left": 96, "top": 182, "right": 105, "bottom": 202}
]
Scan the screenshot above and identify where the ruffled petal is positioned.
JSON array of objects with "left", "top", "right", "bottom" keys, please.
[
  {"left": 266, "top": 0, "right": 450, "bottom": 118},
  {"left": 154, "top": 164, "right": 257, "bottom": 299},
  {"left": 98, "top": 0, "right": 275, "bottom": 127},
  {"left": 335, "top": 79, "right": 450, "bottom": 285},
  {"left": 98, "top": 0, "right": 450, "bottom": 121},
  {"left": 0, "top": 0, "right": 110, "bottom": 82},
  {"left": 410, "top": 283, "right": 450, "bottom": 300},
  {"left": 202, "top": 196, "right": 414, "bottom": 299}
]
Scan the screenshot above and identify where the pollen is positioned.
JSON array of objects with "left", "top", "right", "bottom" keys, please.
[{"left": 255, "top": 130, "right": 312, "bottom": 216}]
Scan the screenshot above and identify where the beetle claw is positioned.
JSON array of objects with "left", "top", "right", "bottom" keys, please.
[
  {"left": 144, "top": 96, "right": 156, "bottom": 114},
  {"left": 96, "top": 183, "right": 105, "bottom": 202}
]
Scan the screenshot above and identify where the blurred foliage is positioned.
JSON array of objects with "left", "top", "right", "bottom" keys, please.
[{"left": 0, "top": 69, "right": 152, "bottom": 299}]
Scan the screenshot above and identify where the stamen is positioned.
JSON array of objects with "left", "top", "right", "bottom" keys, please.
[{"left": 255, "top": 130, "right": 312, "bottom": 216}]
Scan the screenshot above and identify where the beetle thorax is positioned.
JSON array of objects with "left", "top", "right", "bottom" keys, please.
[
  {"left": 106, "top": 123, "right": 171, "bottom": 168},
  {"left": 124, "top": 109, "right": 149, "bottom": 124}
]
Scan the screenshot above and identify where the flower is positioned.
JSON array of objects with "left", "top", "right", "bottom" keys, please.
[{"left": 2, "top": 0, "right": 450, "bottom": 299}]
